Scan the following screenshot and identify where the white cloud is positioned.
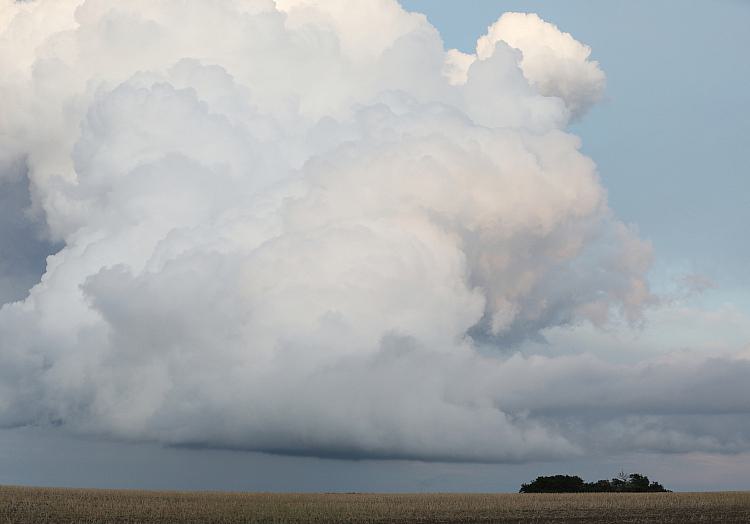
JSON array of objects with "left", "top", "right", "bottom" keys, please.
[
  {"left": 446, "top": 12, "right": 606, "bottom": 119},
  {"left": 1, "top": 0, "right": 745, "bottom": 463}
]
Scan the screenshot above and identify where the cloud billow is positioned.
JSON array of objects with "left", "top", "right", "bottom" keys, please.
[{"left": 0, "top": 0, "right": 747, "bottom": 462}]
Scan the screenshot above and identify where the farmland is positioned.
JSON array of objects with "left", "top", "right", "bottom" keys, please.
[{"left": 2, "top": 486, "right": 750, "bottom": 523}]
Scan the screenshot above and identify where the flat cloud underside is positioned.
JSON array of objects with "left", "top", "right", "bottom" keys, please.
[{"left": 0, "top": 0, "right": 747, "bottom": 462}]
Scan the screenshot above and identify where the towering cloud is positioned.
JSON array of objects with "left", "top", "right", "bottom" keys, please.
[
  {"left": 445, "top": 12, "right": 605, "bottom": 119},
  {"left": 0, "top": 0, "right": 747, "bottom": 462}
]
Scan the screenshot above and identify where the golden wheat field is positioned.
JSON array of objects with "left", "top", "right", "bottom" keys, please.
[{"left": 2, "top": 486, "right": 750, "bottom": 523}]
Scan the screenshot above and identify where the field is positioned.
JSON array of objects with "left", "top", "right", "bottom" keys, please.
[{"left": 2, "top": 486, "right": 750, "bottom": 523}]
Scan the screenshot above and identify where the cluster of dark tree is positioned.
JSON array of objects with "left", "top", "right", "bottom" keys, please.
[{"left": 519, "top": 472, "right": 670, "bottom": 493}]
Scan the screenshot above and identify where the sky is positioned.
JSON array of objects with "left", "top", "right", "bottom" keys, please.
[{"left": 0, "top": 0, "right": 749, "bottom": 492}]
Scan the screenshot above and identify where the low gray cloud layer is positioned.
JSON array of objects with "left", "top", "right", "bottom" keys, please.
[{"left": 0, "top": 0, "right": 747, "bottom": 463}]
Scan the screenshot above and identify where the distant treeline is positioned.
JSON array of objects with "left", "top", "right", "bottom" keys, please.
[{"left": 520, "top": 473, "right": 670, "bottom": 493}]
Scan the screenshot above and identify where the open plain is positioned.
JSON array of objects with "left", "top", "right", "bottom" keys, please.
[{"left": 2, "top": 486, "right": 750, "bottom": 523}]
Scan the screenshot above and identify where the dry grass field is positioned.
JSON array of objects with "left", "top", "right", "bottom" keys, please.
[{"left": 2, "top": 486, "right": 750, "bottom": 523}]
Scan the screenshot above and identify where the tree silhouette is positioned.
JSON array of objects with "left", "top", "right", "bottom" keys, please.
[
  {"left": 519, "top": 475, "right": 585, "bottom": 493},
  {"left": 520, "top": 472, "right": 671, "bottom": 493}
]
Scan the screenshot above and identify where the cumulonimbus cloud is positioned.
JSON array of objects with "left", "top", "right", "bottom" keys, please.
[{"left": 0, "top": 0, "right": 748, "bottom": 462}]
